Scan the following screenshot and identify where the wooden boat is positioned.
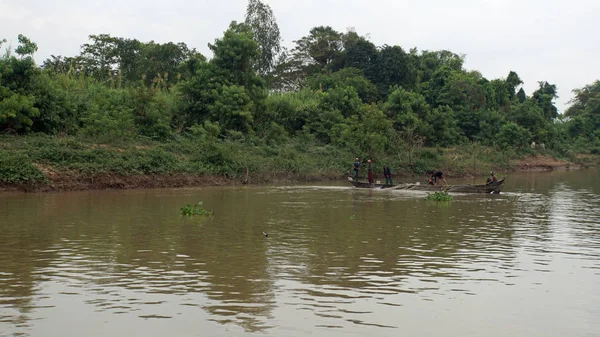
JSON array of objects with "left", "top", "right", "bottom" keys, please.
[
  {"left": 349, "top": 180, "right": 397, "bottom": 189},
  {"left": 349, "top": 178, "right": 505, "bottom": 194}
]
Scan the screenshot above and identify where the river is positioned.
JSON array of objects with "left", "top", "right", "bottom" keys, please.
[{"left": 1, "top": 170, "right": 599, "bottom": 337}]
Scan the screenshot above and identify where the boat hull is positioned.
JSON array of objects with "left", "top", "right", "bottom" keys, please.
[{"left": 349, "top": 178, "right": 505, "bottom": 194}]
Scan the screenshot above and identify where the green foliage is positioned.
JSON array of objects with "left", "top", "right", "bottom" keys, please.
[
  {"left": 179, "top": 201, "right": 213, "bottom": 216},
  {"left": 497, "top": 122, "right": 532, "bottom": 149},
  {"left": 532, "top": 81, "right": 559, "bottom": 120},
  {"left": 15, "top": 34, "right": 38, "bottom": 59},
  {"left": 342, "top": 31, "right": 377, "bottom": 72},
  {"left": 368, "top": 45, "right": 413, "bottom": 94},
  {"left": 129, "top": 85, "right": 174, "bottom": 140},
  {"left": 0, "top": 49, "right": 41, "bottom": 132},
  {"left": 427, "top": 105, "right": 463, "bottom": 146},
  {"left": 292, "top": 26, "right": 344, "bottom": 71},
  {"left": 508, "top": 99, "right": 548, "bottom": 142},
  {"left": 338, "top": 104, "right": 393, "bottom": 158},
  {"left": 56, "top": 34, "right": 200, "bottom": 85},
  {"left": 178, "top": 22, "right": 266, "bottom": 133},
  {"left": 210, "top": 85, "right": 254, "bottom": 132},
  {"left": 516, "top": 88, "right": 527, "bottom": 103},
  {"left": 0, "top": 88, "right": 40, "bottom": 131},
  {"left": 563, "top": 81, "right": 600, "bottom": 153},
  {"left": 264, "top": 89, "right": 319, "bottom": 134},
  {"left": 0, "top": 13, "right": 594, "bottom": 185},
  {"left": 245, "top": 0, "right": 282, "bottom": 76},
  {"left": 566, "top": 80, "right": 600, "bottom": 118},
  {"left": 318, "top": 86, "right": 362, "bottom": 118},
  {"left": 308, "top": 67, "right": 379, "bottom": 103},
  {"left": 0, "top": 150, "right": 45, "bottom": 184},
  {"left": 425, "top": 191, "right": 453, "bottom": 201},
  {"left": 384, "top": 87, "right": 429, "bottom": 137}
]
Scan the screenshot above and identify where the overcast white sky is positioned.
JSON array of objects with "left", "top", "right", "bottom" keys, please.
[{"left": 1, "top": 0, "right": 598, "bottom": 111}]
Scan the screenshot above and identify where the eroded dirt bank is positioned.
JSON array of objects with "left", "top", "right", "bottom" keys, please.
[{"left": 1, "top": 154, "right": 591, "bottom": 193}]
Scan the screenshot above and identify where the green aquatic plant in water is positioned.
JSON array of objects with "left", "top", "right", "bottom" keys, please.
[
  {"left": 425, "top": 191, "right": 453, "bottom": 201},
  {"left": 179, "top": 202, "right": 214, "bottom": 216}
]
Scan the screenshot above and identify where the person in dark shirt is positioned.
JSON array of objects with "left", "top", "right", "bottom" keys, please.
[
  {"left": 352, "top": 158, "right": 360, "bottom": 181},
  {"left": 430, "top": 171, "right": 447, "bottom": 186},
  {"left": 383, "top": 166, "right": 393, "bottom": 185},
  {"left": 486, "top": 171, "right": 498, "bottom": 184}
]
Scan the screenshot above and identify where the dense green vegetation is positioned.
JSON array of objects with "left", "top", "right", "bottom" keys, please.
[
  {"left": 1, "top": 0, "right": 598, "bottom": 186},
  {"left": 425, "top": 191, "right": 453, "bottom": 202},
  {"left": 179, "top": 201, "right": 213, "bottom": 217}
]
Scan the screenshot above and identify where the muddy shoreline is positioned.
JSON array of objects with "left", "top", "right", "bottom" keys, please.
[
  {"left": 0, "top": 172, "right": 344, "bottom": 193},
  {"left": 0, "top": 158, "right": 586, "bottom": 193}
]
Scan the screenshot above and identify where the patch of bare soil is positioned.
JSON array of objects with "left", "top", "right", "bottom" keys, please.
[
  {"left": 36, "top": 173, "right": 236, "bottom": 192},
  {"left": 0, "top": 170, "right": 344, "bottom": 193},
  {"left": 33, "top": 163, "right": 58, "bottom": 178},
  {"left": 511, "top": 154, "right": 572, "bottom": 171}
]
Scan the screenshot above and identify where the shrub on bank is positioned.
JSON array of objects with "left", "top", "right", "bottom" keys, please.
[
  {"left": 0, "top": 150, "right": 45, "bottom": 184},
  {"left": 0, "top": 132, "right": 583, "bottom": 189}
]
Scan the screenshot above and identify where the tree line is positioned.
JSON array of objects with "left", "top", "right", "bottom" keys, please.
[{"left": 1, "top": 0, "right": 599, "bottom": 160}]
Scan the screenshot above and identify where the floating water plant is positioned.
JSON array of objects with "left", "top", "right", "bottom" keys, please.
[
  {"left": 425, "top": 191, "right": 453, "bottom": 201},
  {"left": 179, "top": 201, "right": 213, "bottom": 216}
]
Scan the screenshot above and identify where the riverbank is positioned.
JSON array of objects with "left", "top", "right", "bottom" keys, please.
[{"left": 1, "top": 135, "right": 596, "bottom": 192}]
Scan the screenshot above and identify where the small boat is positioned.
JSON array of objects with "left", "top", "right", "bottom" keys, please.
[
  {"left": 349, "top": 178, "right": 505, "bottom": 194},
  {"left": 349, "top": 180, "right": 397, "bottom": 189}
]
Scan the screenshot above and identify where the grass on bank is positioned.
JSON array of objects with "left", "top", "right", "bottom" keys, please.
[{"left": 0, "top": 133, "right": 591, "bottom": 187}]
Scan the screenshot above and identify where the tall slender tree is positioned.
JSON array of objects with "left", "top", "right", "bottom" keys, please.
[{"left": 245, "top": 0, "right": 282, "bottom": 76}]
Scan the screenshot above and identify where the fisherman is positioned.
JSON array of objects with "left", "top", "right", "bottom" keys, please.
[
  {"left": 383, "top": 166, "right": 393, "bottom": 185},
  {"left": 352, "top": 158, "right": 361, "bottom": 181},
  {"left": 367, "top": 160, "right": 374, "bottom": 184},
  {"left": 430, "top": 170, "right": 447, "bottom": 186},
  {"left": 486, "top": 171, "right": 498, "bottom": 184}
]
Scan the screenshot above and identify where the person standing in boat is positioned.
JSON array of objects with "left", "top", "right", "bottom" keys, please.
[
  {"left": 486, "top": 171, "right": 498, "bottom": 184},
  {"left": 429, "top": 170, "right": 447, "bottom": 186},
  {"left": 383, "top": 166, "right": 393, "bottom": 185},
  {"left": 367, "top": 160, "right": 374, "bottom": 184},
  {"left": 352, "top": 158, "right": 361, "bottom": 181}
]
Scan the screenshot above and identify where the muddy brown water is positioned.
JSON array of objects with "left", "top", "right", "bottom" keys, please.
[{"left": 1, "top": 170, "right": 599, "bottom": 337}]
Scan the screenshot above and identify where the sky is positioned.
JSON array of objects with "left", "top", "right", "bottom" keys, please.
[{"left": 1, "top": 0, "right": 598, "bottom": 111}]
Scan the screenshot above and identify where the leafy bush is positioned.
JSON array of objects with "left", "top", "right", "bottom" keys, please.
[
  {"left": 497, "top": 122, "right": 532, "bottom": 149},
  {"left": 179, "top": 201, "right": 213, "bottom": 216},
  {"left": 425, "top": 191, "right": 452, "bottom": 201},
  {"left": 0, "top": 150, "right": 45, "bottom": 183}
]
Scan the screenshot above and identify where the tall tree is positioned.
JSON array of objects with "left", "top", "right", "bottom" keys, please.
[
  {"left": 341, "top": 29, "right": 377, "bottom": 72},
  {"left": 516, "top": 87, "right": 527, "bottom": 103},
  {"left": 532, "top": 81, "right": 558, "bottom": 120},
  {"left": 79, "top": 34, "right": 120, "bottom": 82},
  {"left": 506, "top": 71, "right": 523, "bottom": 100},
  {"left": 564, "top": 80, "right": 600, "bottom": 146},
  {"left": 0, "top": 35, "right": 40, "bottom": 132},
  {"left": 66, "top": 34, "right": 199, "bottom": 86},
  {"left": 209, "top": 22, "right": 263, "bottom": 95},
  {"left": 244, "top": 0, "right": 282, "bottom": 77},
  {"left": 415, "top": 50, "right": 464, "bottom": 85},
  {"left": 307, "top": 67, "right": 379, "bottom": 103},
  {"left": 368, "top": 45, "right": 413, "bottom": 94},
  {"left": 292, "top": 26, "right": 344, "bottom": 71},
  {"left": 565, "top": 80, "right": 600, "bottom": 118},
  {"left": 15, "top": 34, "right": 38, "bottom": 59},
  {"left": 178, "top": 21, "right": 267, "bottom": 132}
]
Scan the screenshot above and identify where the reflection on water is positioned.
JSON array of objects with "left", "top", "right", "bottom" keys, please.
[{"left": 1, "top": 170, "right": 599, "bottom": 337}]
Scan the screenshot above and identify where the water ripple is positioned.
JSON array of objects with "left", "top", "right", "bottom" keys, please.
[{"left": 1, "top": 175, "right": 600, "bottom": 336}]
